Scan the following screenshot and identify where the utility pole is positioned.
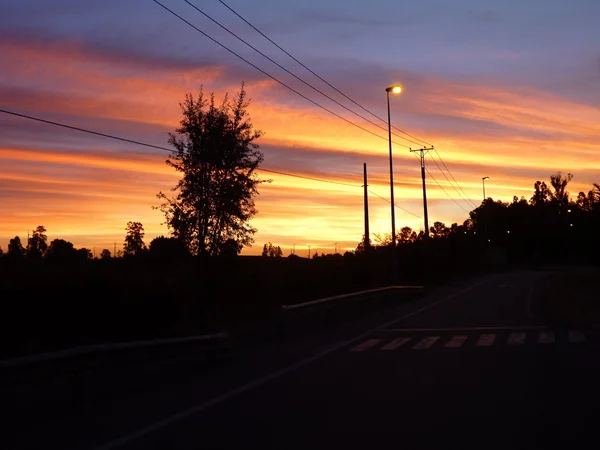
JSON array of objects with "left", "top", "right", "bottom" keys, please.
[
  {"left": 363, "top": 162, "right": 370, "bottom": 252},
  {"left": 93, "top": 246, "right": 96, "bottom": 259},
  {"left": 113, "top": 241, "right": 116, "bottom": 257},
  {"left": 334, "top": 243, "right": 338, "bottom": 254},
  {"left": 308, "top": 245, "right": 311, "bottom": 259},
  {"left": 410, "top": 147, "right": 435, "bottom": 238},
  {"left": 293, "top": 243, "right": 295, "bottom": 255}
]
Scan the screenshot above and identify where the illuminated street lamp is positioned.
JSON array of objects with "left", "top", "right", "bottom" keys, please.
[
  {"left": 482, "top": 176, "right": 490, "bottom": 200},
  {"left": 385, "top": 84, "right": 402, "bottom": 279}
]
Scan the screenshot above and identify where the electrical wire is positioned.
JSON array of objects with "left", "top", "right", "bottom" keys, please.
[
  {"left": 217, "top": 0, "right": 433, "bottom": 147},
  {"left": 185, "top": 0, "right": 421, "bottom": 148},
  {"left": 0, "top": 108, "right": 360, "bottom": 188},
  {"left": 424, "top": 167, "right": 471, "bottom": 213},
  {"left": 428, "top": 150, "right": 477, "bottom": 209},
  {"left": 431, "top": 148, "right": 477, "bottom": 208},
  {"left": 152, "top": 0, "right": 408, "bottom": 148},
  {"left": 368, "top": 189, "right": 422, "bottom": 219}
]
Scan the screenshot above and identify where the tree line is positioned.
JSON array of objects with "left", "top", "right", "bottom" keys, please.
[{"left": 357, "top": 171, "right": 600, "bottom": 265}]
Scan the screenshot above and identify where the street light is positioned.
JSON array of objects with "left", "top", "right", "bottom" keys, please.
[
  {"left": 386, "top": 85, "right": 402, "bottom": 279},
  {"left": 482, "top": 176, "right": 490, "bottom": 201}
]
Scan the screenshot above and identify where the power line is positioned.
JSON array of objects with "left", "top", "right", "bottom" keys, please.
[
  {"left": 368, "top": 189, "right": 422, "bottom": 219},
  {"left": 0, "top": 107, "right": 360, "bottom": 189},
  {"left": 258, "top": 168, "right": 359, "bottom": 188},
  {"left": 431, "top": 148, "right": 477, "bottom": 208},
  {"left": 428, "top": 150, "right": 477, "bottom": 209},
  {"left": 152, "top": 0, "right": 408, "bottom": 148},
  {"left": 217, "top": 0, "right": 433, "bottom": 148},
  {"left": 424, "top": 167, "right": 471, "bottom": 213},
  {"left": 185, "top": 0, "right": 422, "bottom": 148},
  {"left": 0, "top": 108, "right": 175, "bottom": 153}
]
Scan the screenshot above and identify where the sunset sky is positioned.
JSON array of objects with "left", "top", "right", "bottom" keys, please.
[{"left": 1, "top": 0, "right": 600, "bottom": 256}]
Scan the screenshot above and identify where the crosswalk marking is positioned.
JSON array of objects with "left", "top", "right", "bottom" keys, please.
[
  {"left": 413, "top": 336, "right": 440, "bottom": 349},
  {"left": 381, "top": 337, "right": 411, "bottom": 350},
  {"left": 350, "top": 339, "right": 382, "bottom": 352},
  {"left": 507, "top": 332, "right": 526, "bottom": 345},
  {"left": 476, "top": 334, "right": 496, "bottom": 347},
  {"left": 445, "top": 335, "right": 468, "bottom": 348},
  {"left": 539, "top": 331, "right": 555, "bottom": 344},
  {"left": 569, "top": 331, "right": 586, "bottom": 343}
]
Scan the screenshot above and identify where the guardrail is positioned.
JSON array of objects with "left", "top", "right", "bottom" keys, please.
[
  {"left": 0, "top": 332, "right": 228, "bottom": 369},
  {"left": 281, "top": 285, "right": 424, "bottom": 310}
]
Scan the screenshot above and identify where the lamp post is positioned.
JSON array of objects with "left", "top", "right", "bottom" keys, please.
[
  {"left": 482, "top": 176, "right": 489, "bottom": 242},
  {"left": 386, "top": 85, "right": 402, "bottom": 279},
  {"left": 482, "top": 176, "right": 489, "bottom": 201}
]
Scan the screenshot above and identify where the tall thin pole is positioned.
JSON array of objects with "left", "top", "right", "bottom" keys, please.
[
  {"left": 363, "top": 162, "right": 370, "bottom": 252},
  {"left": 387, "top": 92, "right": 396, "bottom": 253},
  {"left": 482, "top": 179, "right": 487, "bottom": 201},
  {"left": 410, "top": 147, "right": 434, "bottom": 238}
]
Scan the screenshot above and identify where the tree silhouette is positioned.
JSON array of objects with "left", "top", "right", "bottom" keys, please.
[
  {"left": 149, "top": 236, "right": 189, "bottom": 261},
  {"left": 100, "top": 249, "right": 112, "bottom": 259},
  {"left": 261, "top": 242, "right": 283, "bottom": 258},
  {"left": 77, "top": 248, "right": 93, "bottom": 261},
  {"left": 156, "top": 83, "right": 266, "bottom": 257},
  {"left": 123, "top": 221, "right": 146, "bottom": 256},
  {"left": 28, "top": 225, "right": 48, "bottom": 259},
  {"left": 8, "top": 236, "right": 25, "bottom": 259},
  {"left": 45, "top": 239, "right": 78, "bottom": 263}
]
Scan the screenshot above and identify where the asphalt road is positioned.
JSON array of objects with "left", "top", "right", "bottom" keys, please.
[{"left": 6, "top": 269, "right": 600, "bottom": 449}]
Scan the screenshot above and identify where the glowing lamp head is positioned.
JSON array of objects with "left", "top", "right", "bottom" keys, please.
[{"left": 386, "top": 85, "right": 403, "bottom": 94}]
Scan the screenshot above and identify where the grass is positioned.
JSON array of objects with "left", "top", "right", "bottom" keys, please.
[{"left": 537, "top": 267, "right": 600, "bottom": 330}]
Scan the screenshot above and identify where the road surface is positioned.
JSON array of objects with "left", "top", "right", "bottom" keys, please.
[{"left": 6, "top": 269, "right": 600, "bottom": 449}]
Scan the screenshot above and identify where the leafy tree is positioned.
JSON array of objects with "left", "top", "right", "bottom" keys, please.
[
  {"left": 77, "top": 248, "right": 93, "bottom": 261},
  {"left": 123, "top": 221, "right": 146, "bottom": 256},
  {"left": 0, "top": 246, "right": 3, "bottom": 258},
  {"left": 148, "top": 236, "right": 189, "bottom": 260},
  {"left": 45, "top": 239, "right": 78, "bottom": 263},
  {"left": 261, "top": 242, "right": 283, "bottom": 258},
  {"left": 155, "top": 84, "right": 266, "bottom": 257},
  {"left": 355, "top": 234, "right": 372, "bottom": 254},
  {"left": 430, "top": 222, "right": 450, "bottom": 239},
  {"left": 100, "top": 249, "right": 112, "bottom": 259},
  {"left": 8, "top": 236, "right": 25, "bottom": 258},
  {"left": 398, "top": 226, "right": 418, "bottom": 244},
  {"left": 28, "top": 225, "right": 48, "bottom": 259}
]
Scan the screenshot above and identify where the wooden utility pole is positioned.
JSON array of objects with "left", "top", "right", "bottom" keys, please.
[
  {"left": 410, "top": 147, "right": 435, "bottom": 238},
  {"left": 363, "top": 162, "right": 370, "bottom": 251}
]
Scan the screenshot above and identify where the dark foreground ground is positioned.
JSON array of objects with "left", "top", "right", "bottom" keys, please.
[{"left": 3, "top": 267, "right": 599, "bottom": 449}]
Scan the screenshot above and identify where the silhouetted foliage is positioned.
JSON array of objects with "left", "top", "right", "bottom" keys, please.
[
  {"left": 8, "top": 236, "right": 25, "bottom": 259},
  {"left": 77, "top": 248, "right": 93, "bottom": 261},
  {"left": 148, "top": 236, "right": 189, "bottom": 261},
  {"left": 100, "top": 249, "right": 112, "bottom": 259},
  {"left": 45, "top": 239, "right": 78, "bottom": 263},
  {"left": 123, "top": 221, "right": 146, "bottom": 256},
  {"left": 261, "top": 242, "right": 283, "bottom": 258},
  {"left": 156, "top": 83, "right": 266, "bottom": 257},
  {"left": 27, "top": 225, "right": 47, "bottom": 259}
]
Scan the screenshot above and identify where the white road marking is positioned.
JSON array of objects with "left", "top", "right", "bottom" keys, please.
[
  {"left": 539, "top": 331, "right": 555, "bottom": 344},
  {"left": 93, "top": 277, "right": 492, "bottom": 450},
  {"left": 350, "top": 339, "right": 382, "bottom": 352},
  {"left": 381, "top": 337, "right": 411, "bottom": 350},
  {"left": 413, "top": 336, "right": 440, "bottom": 349},
  {"left": 445, "top": 335, "right": 468, "bottom": 348},
  {"left": 568, "top": 331, "right": 586, "bottom": 343},
  {"left": 381, "top": 326, "right": 547, "bottom": 332},
  {"left": 507, "top": 332, "right": 526, "bottom": 345},
  {"left": 476, "top": 334, "right": 496, "bottom": 347}
]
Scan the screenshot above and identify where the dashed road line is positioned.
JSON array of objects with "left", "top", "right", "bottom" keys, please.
[
  {"left": 507, "top": 332, "right": 526, "bottom": 345},
  {"left": 381, "top": 337, "right": 411, "bottom": 350},
  {"left": 445, "top": 335, "right": 468, "bottom": 348},
  {"left": 476, "top": 334, "right": 496, "bottom": 347},
  {"left": 569, "top": 331, "right": 586, "bottom": 343},
  {"left": 539, "top": 331, "right": 555, "bottom": 344},
  {"left": 413, "top": 336, "right": 440, "bottom": 350},
  {"left": 350, "top": 339, "right": 382, "bottom": 352}
]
